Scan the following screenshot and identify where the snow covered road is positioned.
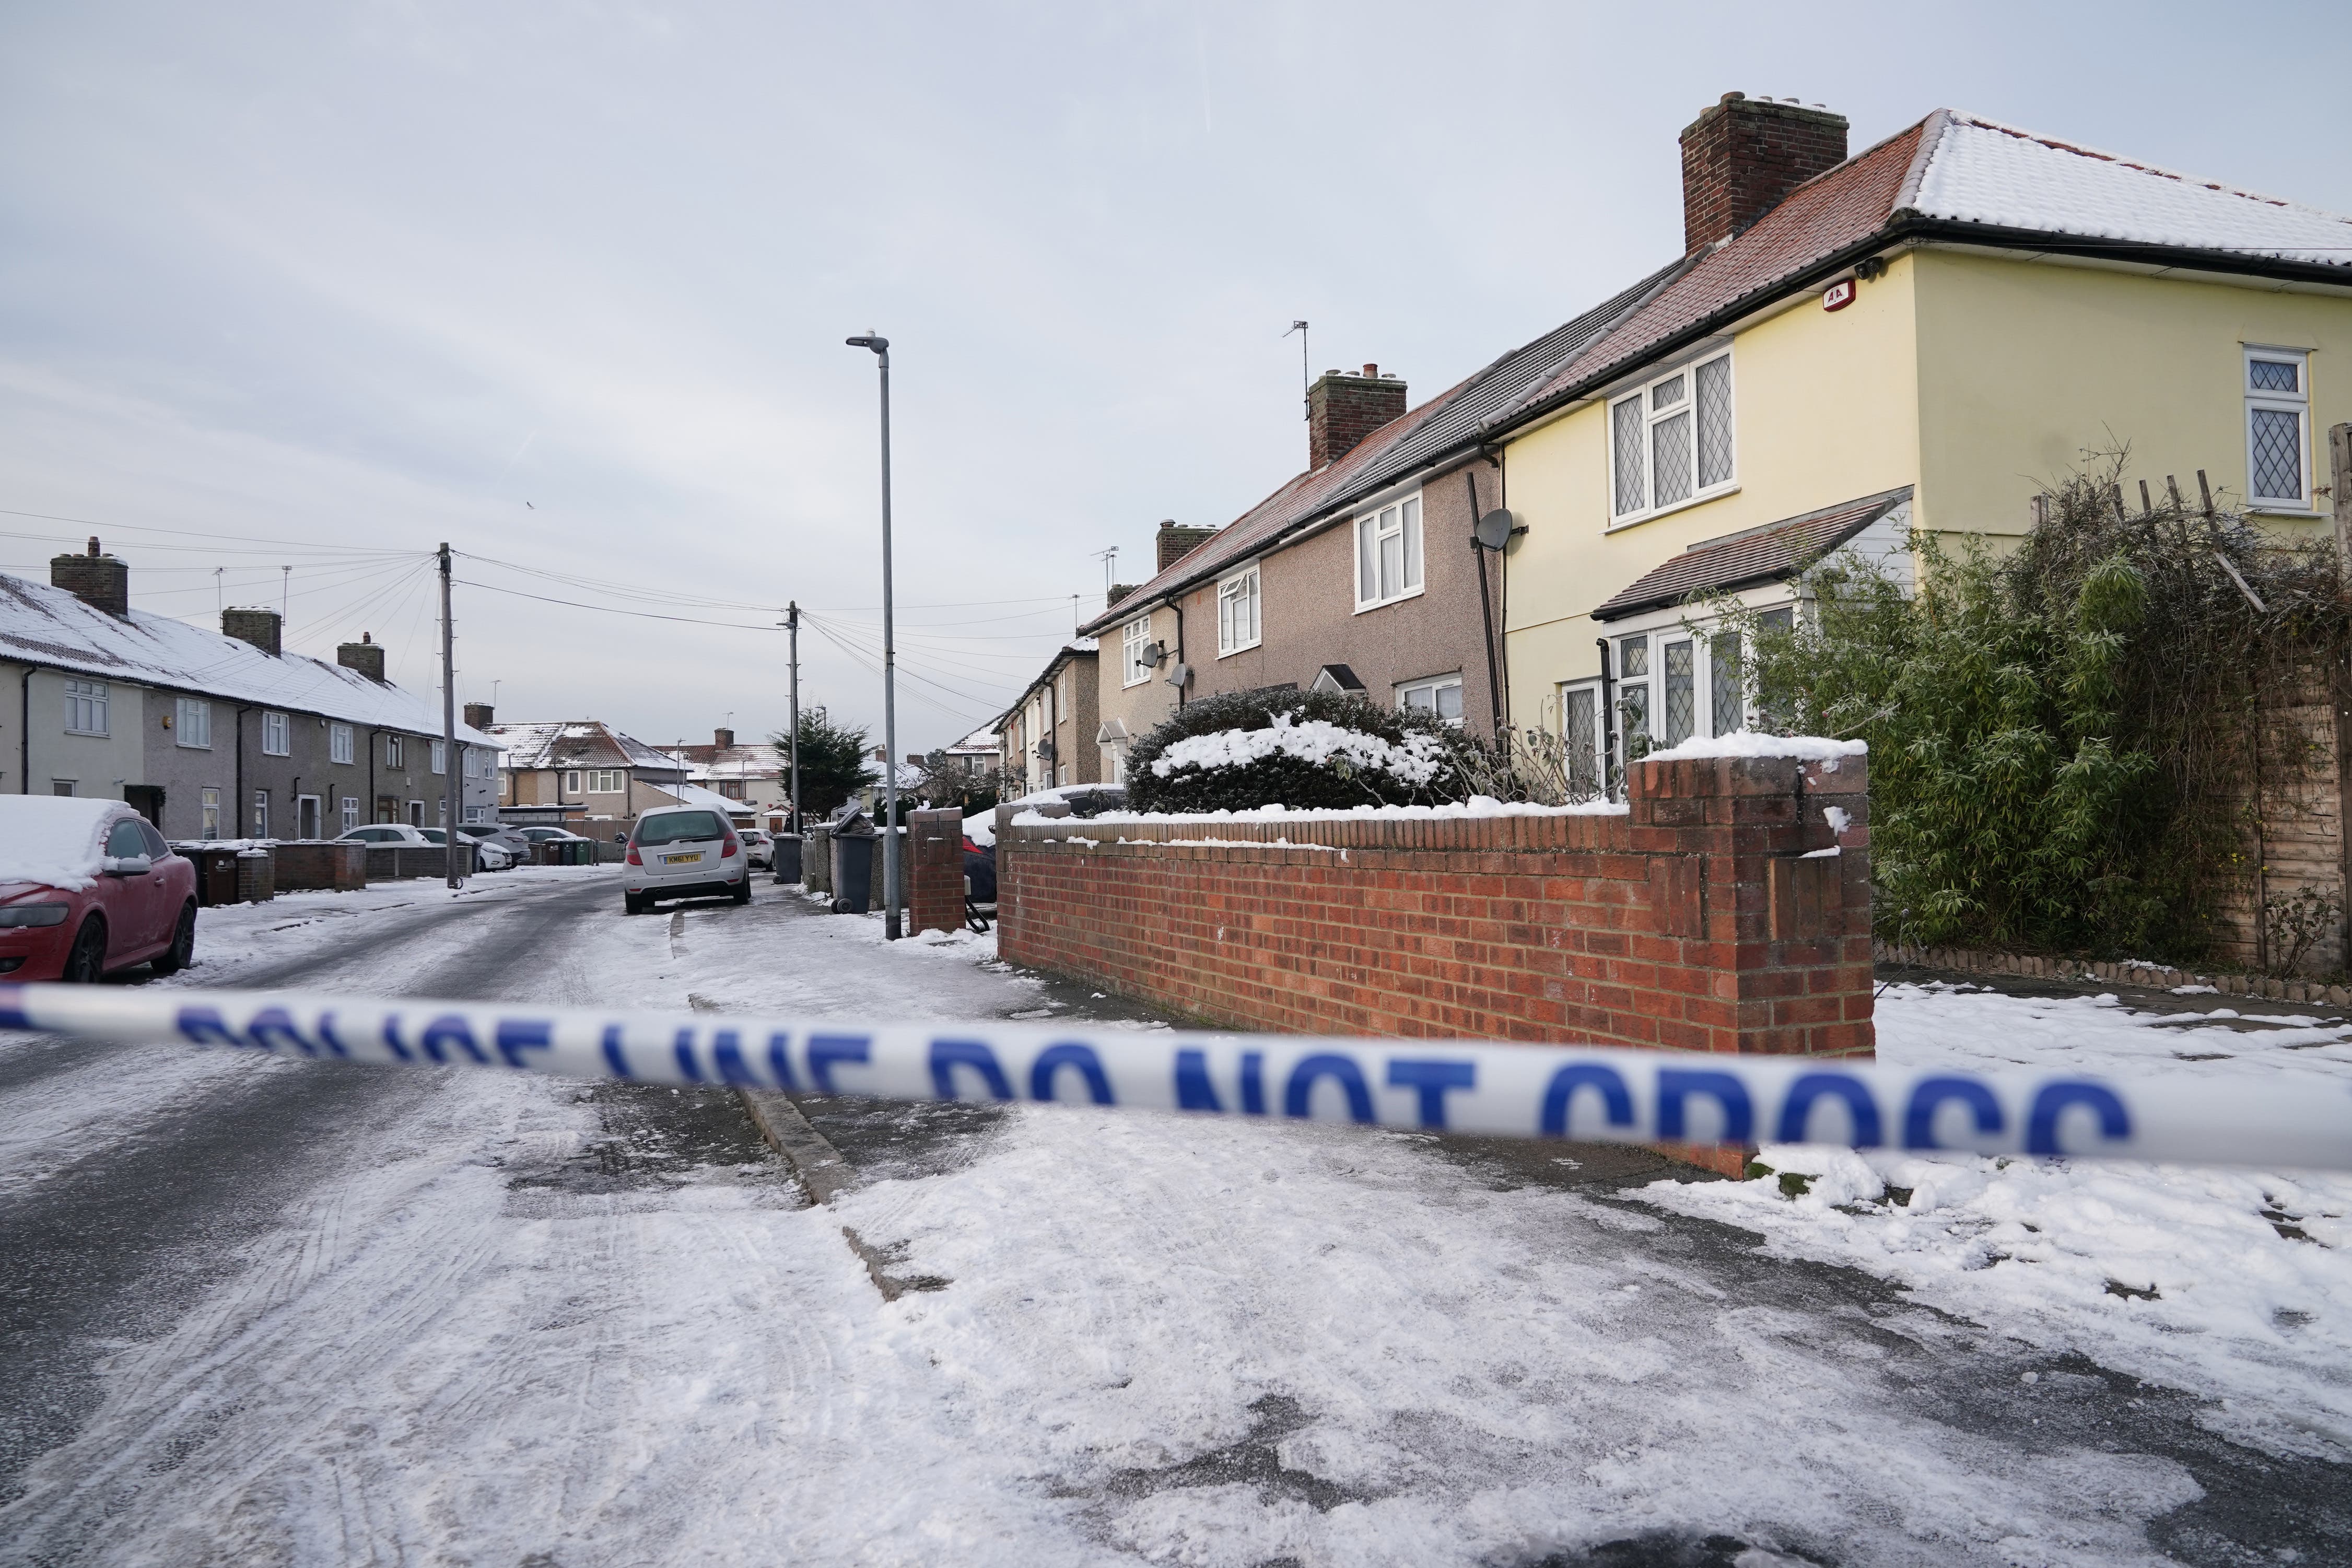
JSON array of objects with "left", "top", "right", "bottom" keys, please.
[{"left": 2, "top": 873, "right": 2348, "bottom": 1565}]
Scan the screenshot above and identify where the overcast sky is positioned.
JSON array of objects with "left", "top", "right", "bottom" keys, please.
[{"left": 3, "top": 2, "right": 2346, "bottom": 757}]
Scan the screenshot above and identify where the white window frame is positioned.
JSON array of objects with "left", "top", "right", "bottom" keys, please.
[
  {"left": 431, "top": 739, "right": 447, "bottom": 775},
  {"left": 2244, "top": 345, "right": 2314, "bottom": 512},
  {"left": 1555, "top": 679, "right": 1606, "bottom": 796},
  {"left": 588, "top": 769, "right": 623, "bottom": 794},
  {"left": 464, "top": 804, "right": 486, "bottom": 824},
  {"left": 385, "top": 735, "right": 404, "bottom": 769},
  {"left": 200, "top": 787, "right": 221, "bottom": 839},
  {"left": 252, "top": 789, "right": 269, "bottom": 837},
  {"left": 340, "top": 795, "right": 359, "bottom": 832},
  {"left": 330, "top": 722, "right": 354, "bottom": 765},
  {"left": 1396, "top": 673, "right": 1465, "bottom": 726},
  {"left": 261, "top": 710, "right": 290, "bottom": 756},
  {"left": 1353, "top": 493, "right": 1425, "bottom": 612},
  {"left": 563, "top": 770, "right": 582, "bottom": 793},
  {"left": 1121, "top": 616, "right": 1153, "bottom": 687},
  {"left": 175, "top": 697, "right": 212, "bottom": 750},
  {"left": 1607, "top": 349, "right": 1737, "bottom": 529},
  {"left": 63, "top": 680, "right": 108, "bottom": 736},
  {"left": 1216, "top": 565, "right": 1261, "bottom": 656}
]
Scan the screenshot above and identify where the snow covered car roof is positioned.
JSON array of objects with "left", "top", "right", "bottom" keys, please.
[{"left": 0, "top": 797, "right": 138, "bottom": 892}]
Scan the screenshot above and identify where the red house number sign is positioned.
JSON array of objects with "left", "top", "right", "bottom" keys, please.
[{"left": 1821, "top": 278, "right": 1857, "bottom": 312}]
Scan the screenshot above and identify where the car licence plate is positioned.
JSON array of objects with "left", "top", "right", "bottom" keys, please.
[{"left": 662, "top": 851, "right": 703, "bottom": 864}]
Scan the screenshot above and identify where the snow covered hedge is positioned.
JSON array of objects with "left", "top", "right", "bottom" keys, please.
[{"left": 1125, "top": 691, "right": 1469, "bottom": 813}]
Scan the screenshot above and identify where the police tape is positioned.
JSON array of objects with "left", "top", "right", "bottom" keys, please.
[{"left": 3, "top": 981, "right": 2347, "bottom": 1169}]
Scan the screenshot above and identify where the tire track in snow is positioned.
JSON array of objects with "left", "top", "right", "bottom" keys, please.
[{"left": 0, "top": 874, "right": 620, "bottom": 1513}]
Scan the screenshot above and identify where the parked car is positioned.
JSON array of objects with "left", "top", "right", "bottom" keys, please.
[
  {"left": 419, "top": 827, "right": 512, "bottom": 871},
  {"left": 337, "top": 823, "right": 434, "bottom": 846},
  {"left": 514, "top": 826, "right": 588, "bottom": 844},
  {"left": 737, "top": 827, "right": 774, "bottom": 869},
  {"left": 0, "top": 798, "right": 198, "bottom": 982},
  {"left": 622, "top": 805, "right": 748, "bottom": 914},
  {"left": 454, "top": 821, "right": 532, "bottom": 867}
]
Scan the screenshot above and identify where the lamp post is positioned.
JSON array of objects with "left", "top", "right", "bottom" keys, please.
[{"left": 846, "top": 332, "right": 902, "bottom": 940}]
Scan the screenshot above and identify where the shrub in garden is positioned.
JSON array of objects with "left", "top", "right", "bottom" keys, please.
[{"left": 1124, "top": 689, "right": 1470, "bottom": 813}]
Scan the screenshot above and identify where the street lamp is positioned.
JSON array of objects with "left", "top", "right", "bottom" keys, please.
[{"left": 846, "top": 331, "right": 902, "bottom": 940}]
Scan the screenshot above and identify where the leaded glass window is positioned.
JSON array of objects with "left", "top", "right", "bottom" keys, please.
[
  {"left": 1562, "top": 686, "right": 1600, "bottom": 797},
  {"left": 1661, "top": 640, "right": 1695, "bottom": 745},
  {"left": 1710, "top": 631, "right": 1743, "bottom": 736},
  {"left": 1610, "top": 351, "right": 1733, "bottom": 520},
  {"left": 2245, "top": 348, "right": 2309, "bottom": 507}
]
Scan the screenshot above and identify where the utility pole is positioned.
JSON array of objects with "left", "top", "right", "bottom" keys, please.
[
  {"left": 846, "top": 332, "right": 902, "bottom": 939},
  {"left": 437, "top": 543, "right": 460, "bottom": 889},
  {"left": 786, "top": 601, "right": 801, "bottom": 838}
]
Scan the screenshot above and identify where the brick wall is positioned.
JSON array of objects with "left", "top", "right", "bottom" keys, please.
[
  {"left": 909, "top": 808, "right": 965, "bottom": 935},
  {"left": 272, "top": 840, "right": 366, "bottom": 892},
  {"left": 1307, "top": 368, "right": 1407, "bottom": 470},
  {"left": 1000, "top": 752, "right": 1873, "bottom": 1056}
]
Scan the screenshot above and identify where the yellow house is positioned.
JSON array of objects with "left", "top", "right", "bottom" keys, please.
[{"left": 1493, "top": 96, "right": 2352, "bottom": 777}]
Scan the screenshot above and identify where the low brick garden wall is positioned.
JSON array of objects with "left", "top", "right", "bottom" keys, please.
[{"left": 998, "top": 752, "right": 1874, "bottom": 1058}]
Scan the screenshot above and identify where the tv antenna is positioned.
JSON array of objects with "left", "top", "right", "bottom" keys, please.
[{"left": 1092, "top": 545, "right": 1119, "bottom": 594}]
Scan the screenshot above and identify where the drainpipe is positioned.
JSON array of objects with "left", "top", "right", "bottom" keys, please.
[
  {"left": 1168, "top": 602, "right": 1187, "bottom": 709},
  {"left": 235, "top": 705, "right": 251, "bottom": 838},
  {"left": 1596, "top": 637, "right": 1617, "bottom": 800},
  {"left": 19, "top": 667, "right": 30, "bottom": 794}
]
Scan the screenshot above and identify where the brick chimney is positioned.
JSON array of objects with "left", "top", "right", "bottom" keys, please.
[
  {"left": 1307, "top": 365, "right": 1406, "bottom": 470},
  {"left": 463, "top": 702, "right": 495, "bottom": 730},
  {"left": 221, "top": 606, "right": 282, "bottom": 656},
  {"left": 50, "top": 536, "right": 129, "bottom": 617},
  {"left": 714, "top": 727, "right": 735, "bottom": 749},
  {"left": 1679, "top": 92, "right": 1848, "bottom": 254},
  {"left": 337, "top": 631, "right": 387, "bottom": 683},
  {"left": 1155, "top": 520, "right": 1216, "bottom": 573}
]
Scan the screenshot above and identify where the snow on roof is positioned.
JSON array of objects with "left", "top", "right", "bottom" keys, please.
[
  {"left": 649, "top": 778, "right": 755, "bottom": 815},
  {"left": 947, "top": 725, "right": 999, "bottom": 753},
  {"left": 1910, "top": 113, "right": 2352, "bottom": 267},
  {"left": 487, "top": 720, "right": 682, "bottom": 771},
  {"left": 0, "top": 796, "right": 133, "bottom": 891},
  {"left": 0, "top": 572, "right": 494, "bottom": 746}
]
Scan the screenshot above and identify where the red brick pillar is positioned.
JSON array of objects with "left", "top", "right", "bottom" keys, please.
[
  {"left": 1625, "top": 751, "right": 1874, "bottom": 1060},
  {"left": 908, "top": 809, "right": 966, "bottom": 935}
]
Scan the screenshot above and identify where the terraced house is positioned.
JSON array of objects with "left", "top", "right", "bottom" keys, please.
[
  {"left": 0, "top": 540, "right": 498, "bottom": 839},
  {"left": 1483, "top": 93, "right": 2352, "bottom": 780}
]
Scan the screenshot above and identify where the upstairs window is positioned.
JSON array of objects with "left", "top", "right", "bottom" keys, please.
[
  {"left": 330, "top": 722, "right": 354, "bottom": 764},
  {"left": 1610, "top": 350, "right": 1735, "bottom": 524},
  {"left": 588, "top": 769, "right": 623, "bottom": 793},
  {"left": 2246, "top": 347, "right": 2311, "bottom": 509},
  {"left": 261, "top": 710, "right": 290, "bottom": 756},
  {"left": 1122, "top": 616, "right": 1152, "bottom": 687},
  {"left": 64, "top": 680, "right": 108, "bottom": 736},
  {"left": 1355, "top": 494, "right": 1423, "bottom": 610},
  {"left": 430, "top": 739, "right": 447, "bottom": 775},
  {"left": 1217, "top": 565, "right": 1261, "bottom": 655},
  {"left": 175, "top": 698, "right": 212, "bottom": 750},
  {"left": 385, "top": 735, "right": 404, "bottom": 768}
]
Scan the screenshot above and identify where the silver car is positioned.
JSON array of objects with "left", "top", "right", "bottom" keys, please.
[{"left": 623, "top": 805, "right": 749, "bottom": 914}]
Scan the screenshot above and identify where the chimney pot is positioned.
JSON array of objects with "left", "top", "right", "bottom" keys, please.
[
  {"left": 86, "top": 536, "right": 100, "bottom": 557},
  {"left": 1678, "top": 92, "right": 1848, "bottom": 254},
  {"left": 1307, "top": 365, "right": 1407, "bottom": 469}
]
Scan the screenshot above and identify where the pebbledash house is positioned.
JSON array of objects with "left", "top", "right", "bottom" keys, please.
[{"left": 0, "top": 540, "right": 498, "bottom": 840}]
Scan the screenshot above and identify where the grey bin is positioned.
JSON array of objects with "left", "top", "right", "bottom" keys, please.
[
  {"left": 829, "top": 811, "right": 877, "bottom": 915},
  {"left": 771, "top": 833, "right": 803, "bottom": 885}
]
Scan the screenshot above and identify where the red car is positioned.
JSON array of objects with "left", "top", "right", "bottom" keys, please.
[{"left": 0, "top": 798, "right": 199, "bottom": 982}]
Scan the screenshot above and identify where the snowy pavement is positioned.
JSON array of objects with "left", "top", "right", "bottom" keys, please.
[{"left": 2, "top": 874, "right": 2350, "bottom": 1565}]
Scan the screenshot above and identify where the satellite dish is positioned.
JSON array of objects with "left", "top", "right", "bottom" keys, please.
[
  {"left": 1473, "top": 509, "right": 1515, "bottom": 551},
  {"left": 1139, "top": 640, "right": 1166, "bottom": 666}
]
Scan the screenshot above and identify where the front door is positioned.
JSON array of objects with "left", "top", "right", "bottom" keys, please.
[
  {"left": 298, "top": 795, "right": 321, "bottom": 839},
  {"left": 123, "top": 785, "right": 165, "bottom": 829},
  {"left": 376, "top": 795, "right": 399, "bottom": 824}
]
